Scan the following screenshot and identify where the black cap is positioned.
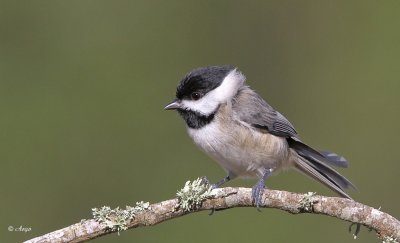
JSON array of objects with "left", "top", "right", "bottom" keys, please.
[{"left": 176, "top": 65, "right": 235, "bottom": 100}]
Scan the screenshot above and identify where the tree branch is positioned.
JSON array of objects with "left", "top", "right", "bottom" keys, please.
[{"left": 24, "top": 187, "right": 399, "bottom": 243}]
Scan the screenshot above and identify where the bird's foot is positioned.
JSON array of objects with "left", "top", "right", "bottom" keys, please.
[
  {"left": 251, "top": 168, "right": 273, "bottom": 211},
  {"left": 252, "top": 180, "right": 266, "bottom": 211},
  {"left": 205, "top": 175, "right": 231, "bottom": 215},
  {"left": 210, "top": 175, "right": 231, "bottom": 190},
  {"left": 200, "top": 176, "right": 212, "bottom": 187}
]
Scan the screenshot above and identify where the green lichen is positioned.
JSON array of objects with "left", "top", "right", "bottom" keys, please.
[
  {"left": 176, "top": 178, "right": 214, "bottom": 212},
  {"left": 92, "top": 201, "right": 150, "bottom": 235},
  {"left": 382, "top": 236, "right": 398, "bottom": 243},
  {"left": 134, "top": 201, "right": 151, "bottom": 211},
  {"left": 299, "top": 192, "right": 317, "bottom": 212}
]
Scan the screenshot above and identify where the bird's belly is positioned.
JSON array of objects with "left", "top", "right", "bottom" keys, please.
[{"left": 187, "top": 122, "right": 290, "bottom": 178}]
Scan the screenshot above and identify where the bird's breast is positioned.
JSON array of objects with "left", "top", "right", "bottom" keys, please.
[{"left": 187, "top": 106, "right": 290, "bottom": 178}]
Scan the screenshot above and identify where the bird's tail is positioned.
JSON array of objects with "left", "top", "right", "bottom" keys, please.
[{"left": 288, "top": 137, "right": 356, "bottom": 199}]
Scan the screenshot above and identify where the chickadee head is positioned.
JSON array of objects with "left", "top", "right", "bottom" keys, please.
[{"left": 165, "top": 65, "right": 246, "bottom": 116}]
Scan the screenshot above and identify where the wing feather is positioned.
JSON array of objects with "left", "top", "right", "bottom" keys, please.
[
  {"left": 232, "top": 86, "right": 356, "bottom": 198},
  {"left": 232, "top": 87, "right": 297, "bottom": 137}
]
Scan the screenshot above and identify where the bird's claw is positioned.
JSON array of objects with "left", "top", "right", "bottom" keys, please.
[
  {"left": 200, "top": 176, "right": 212, "bottom": 186},
  {"left": 200, "top": 176, "right": 219, "bottom": 190}
]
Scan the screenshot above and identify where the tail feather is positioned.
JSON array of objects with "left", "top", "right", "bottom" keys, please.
[
  {"left": 294, "top": 157, "right": 352, "bottom": 199},
  {"left": 288, "top": 137, "right": 356, "bottom": 199},
  {"left": 319, "top": 151, "right": 349, "bottom": 168}
]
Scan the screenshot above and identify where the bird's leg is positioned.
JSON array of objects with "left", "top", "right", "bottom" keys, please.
[
  {"left": 206, "top": 174, "right": 232, "bottom": 216},
  {"left": 200, "top": 175, "right": 230, "bottom": 188},
  {"left": 252, "top": 168, "right": 273, "bottom": 210},
  {"left": 211, "top": 175, "right": 231, "bottom": 189}
]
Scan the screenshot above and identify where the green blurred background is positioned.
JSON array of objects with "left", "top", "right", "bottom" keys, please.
[{"left": 1, "top": 1, "right": 399, "bottom": 242}]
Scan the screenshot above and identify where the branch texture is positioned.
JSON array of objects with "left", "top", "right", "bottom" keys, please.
[{"left": 25, "top": 187, "right": 399, "bottom": 243}]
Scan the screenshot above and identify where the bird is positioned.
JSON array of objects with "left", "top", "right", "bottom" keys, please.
[{"left": 164, "top": 65, "right": 356, "bottom": 208}]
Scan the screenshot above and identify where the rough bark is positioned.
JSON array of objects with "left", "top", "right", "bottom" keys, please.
[{"left": 24, "top": 188, "right": 399, "bottom": 243}]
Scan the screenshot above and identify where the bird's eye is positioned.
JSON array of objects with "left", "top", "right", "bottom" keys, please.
[{"left": 191, "top": 92, "right": 201, "bottom": 100}]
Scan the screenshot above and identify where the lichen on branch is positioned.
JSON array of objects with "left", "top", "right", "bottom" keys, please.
[
  {"left": 176, "top": 177, "right": 214, "bottom": 211},
  {"left": 92, "top": 201, "right": 150, "bottom": 234},
  {"left": 24, "top": 180, "right": 400, "bottom": 243}
]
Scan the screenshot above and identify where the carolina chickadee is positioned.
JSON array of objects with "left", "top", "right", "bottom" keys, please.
[{"left": 165, "top": 65, "right": 355, "bottom": 207}]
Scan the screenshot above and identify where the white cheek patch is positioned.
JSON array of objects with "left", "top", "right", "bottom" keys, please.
[{"left": 181, "top": 69, "right": 246, "bottom": 115}]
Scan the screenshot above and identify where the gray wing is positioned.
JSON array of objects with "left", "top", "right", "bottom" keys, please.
[
  {"left": 232, "top": 87, "right": 298, "bottom": 138},
  {"left": 232, "top": 88, "right": 349, "bottom": 167},
  {"left": 233, "top": 87, "right": 355, "bottom": 198}
]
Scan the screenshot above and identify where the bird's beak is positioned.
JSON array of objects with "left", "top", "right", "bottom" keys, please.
[{"left": 164, "top": 99, "right": 181, "bottom": 110}]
